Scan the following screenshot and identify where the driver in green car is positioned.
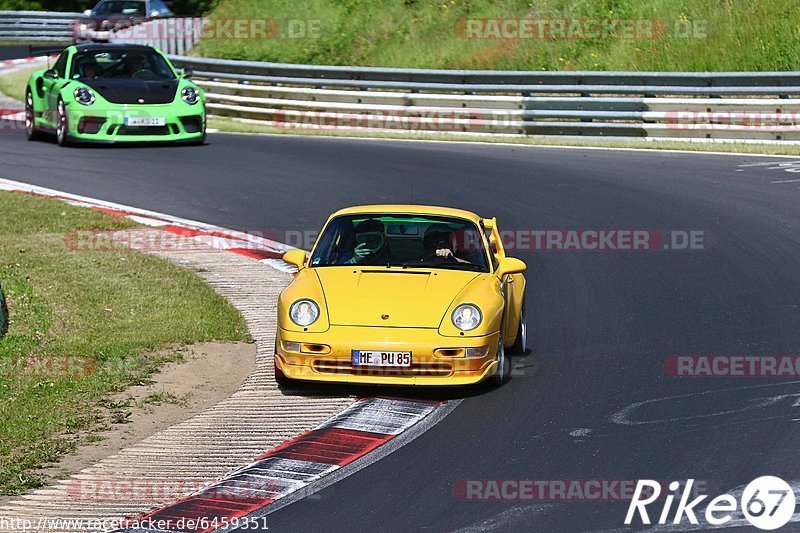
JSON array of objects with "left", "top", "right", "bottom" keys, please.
[
  {"left": 124, "top": 54, "right": 147, "bottom": 78},
  {"left": 75, "top": 56, "right": 101, "bottom": 79}
]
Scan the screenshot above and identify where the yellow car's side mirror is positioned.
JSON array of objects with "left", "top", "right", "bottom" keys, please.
[
  {"left": 283, "top": 249, "right": 307, "bottom": 270},
  {"left": 496, "top": 257, "right": 526, "bottom": 279}
]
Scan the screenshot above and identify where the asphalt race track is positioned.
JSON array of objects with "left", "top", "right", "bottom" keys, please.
[
  {"left": 0, "top": 46, "right": 31, "bottom": 62},
  {"left": 1, "top": 128, "right": 800, "bottom": 531}
]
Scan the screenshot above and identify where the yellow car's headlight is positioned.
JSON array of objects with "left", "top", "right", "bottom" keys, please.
[
  {"left": 452, "top": 303, "right": 482, "bottom": 331},
  {"left": 290, "top": 299, "right": 319, "bottom": 327}
]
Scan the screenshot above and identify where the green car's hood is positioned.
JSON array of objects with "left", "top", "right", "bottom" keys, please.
[{"left": 80, "top": 78, "right": 179, "bottom": 105}]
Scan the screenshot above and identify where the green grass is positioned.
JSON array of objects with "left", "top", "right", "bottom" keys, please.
[
  {"left": 0, "top": 191, "right": 250, "bottom": 494},
  {"left": 0, "top": 65, "right": 40, "bottom": 103},
  {"left": 209, "top": 116, "right": 800, "bottom": 156},
  {"left": 196, "top": 0, "right": 800, "bottom": 70},
  {"left": 141, "top": 391, "right": 189, "bottom": 407}
]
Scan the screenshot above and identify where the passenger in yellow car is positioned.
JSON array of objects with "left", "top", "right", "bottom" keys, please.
[{"left": 422, "top": 224, "right": 471, "bottom": 264}]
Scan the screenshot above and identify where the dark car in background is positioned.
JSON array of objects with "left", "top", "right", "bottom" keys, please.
[{"left": 72, "top": 0, "right": 174, "bottom": 42}]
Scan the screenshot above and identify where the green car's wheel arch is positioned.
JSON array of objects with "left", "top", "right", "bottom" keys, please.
[
  {"left": 56, "top": 97, "right": 69, "bottom": 147},
  {"left": 24, "top": 88, "right": 42, "bottom": 141}
]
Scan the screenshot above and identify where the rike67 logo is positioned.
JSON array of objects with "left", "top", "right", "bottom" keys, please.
[{"left": 625, "top": 477, "right": 795, "bottom": 530}]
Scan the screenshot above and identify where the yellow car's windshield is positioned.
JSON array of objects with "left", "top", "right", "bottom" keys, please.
[{"left": 310, "top": 214, "right": 490, "bottom": 272}]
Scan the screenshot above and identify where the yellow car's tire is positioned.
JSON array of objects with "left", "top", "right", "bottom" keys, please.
[
  {"left": 273, "top": 346, "right": 296, "bottom": 387},
  {"left": 489, "top": 333, "right": 510, "bottom": 386},
  {"left": 510, "top": 298, "right": 527, "bottom": 355},
  {"left": 274, "top": 360, "right": 291, "bottom": 387}
]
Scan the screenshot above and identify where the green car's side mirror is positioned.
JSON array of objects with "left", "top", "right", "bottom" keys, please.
[
  {"left": 182, "top": 67, "right": 193, "bottom": 79},
  {"left": 43, "top": 69, "right": 58, "bottom": 80},
  {"left": 0, "top": 282, "right": 8, "bottom": 339}
]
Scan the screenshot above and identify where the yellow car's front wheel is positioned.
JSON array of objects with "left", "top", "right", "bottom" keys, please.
[
  {"left": 510, "top": 298, "right": 527, "bottom": 355},
  {"left": 489, "top": 332, "right": 510, "bottom": 386}
]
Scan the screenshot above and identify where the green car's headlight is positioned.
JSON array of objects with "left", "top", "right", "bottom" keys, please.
[
  {"left": 74, "top": 87, "right": 95, "bottom": 106},
  {"left": 452, "top": 303, "right": 482, "bottom": 331},
  {"left": 290, "top": 299, "right": 319, "bottom": 327},
  {"left": 181, "top": 86, "right": 199, "bottom": 105}
]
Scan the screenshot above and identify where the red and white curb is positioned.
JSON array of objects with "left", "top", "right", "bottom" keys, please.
[
  {"left": 0, "top": 56, "right": 52, "bottom": 69},
  {"left": 0, "top": 177, "right": 461, "bottom": 532},
  {"left": 0, "top": 177, "right": 298, "bottom": 274},
  {"left": 118, "top": 398, "right": 443, "bottom": 533}
]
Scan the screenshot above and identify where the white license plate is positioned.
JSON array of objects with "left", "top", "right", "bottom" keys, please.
[
  {"left": 124, "top": 116, "right": 166, "bottom": 127},
  {"left": 352, "top": 350, "right": 411, "bottom": 367}
]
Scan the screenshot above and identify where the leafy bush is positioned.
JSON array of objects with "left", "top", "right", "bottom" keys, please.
[
  {"left": 195, "top": 0, "right": 800, "bottom": 71},
  {"left": 170, "top": 0, "right": 220, "bottom": 16}
]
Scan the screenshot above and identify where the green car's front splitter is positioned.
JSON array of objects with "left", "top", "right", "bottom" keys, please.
[{"left": 58, "top": 104, "right": 205, "bottom": 145}]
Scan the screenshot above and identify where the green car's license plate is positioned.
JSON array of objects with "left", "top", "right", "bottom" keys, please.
[{"left": 124, "top": 116, "right": 166, "bottom": 127}]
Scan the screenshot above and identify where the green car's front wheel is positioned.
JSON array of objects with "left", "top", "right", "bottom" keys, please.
[
  {"left": 56, "top": 97, "right": 69, "bottom": 147},
  {"left": 25, "top": 88, "right": 42, "bottom": 142}
]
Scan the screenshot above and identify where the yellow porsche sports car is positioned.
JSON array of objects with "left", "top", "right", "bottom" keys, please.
[{"left": 275, "top": 205, "right": 527, "bottom": 386}]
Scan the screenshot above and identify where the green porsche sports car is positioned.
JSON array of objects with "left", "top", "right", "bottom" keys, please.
[{"left": 25, "top": 43, "right": 205, "bottom": 146}]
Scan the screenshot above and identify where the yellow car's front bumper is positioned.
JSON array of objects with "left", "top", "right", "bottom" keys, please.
[{"left": 275, "top": 325, "right": 500, "bottom": 386}]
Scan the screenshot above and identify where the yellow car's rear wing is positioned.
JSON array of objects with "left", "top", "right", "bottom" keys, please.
[{"left": 481, "top": 217, "right": 506, "bottom": 258}]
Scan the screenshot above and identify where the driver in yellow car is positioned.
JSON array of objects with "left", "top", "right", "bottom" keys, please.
[{"left": 347, "top": 218, "right": 395, "bottom": 265}]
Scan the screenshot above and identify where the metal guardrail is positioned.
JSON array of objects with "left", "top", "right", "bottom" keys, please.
[
  {"left": 0, "top": 10, "right": 79, "bottom": 42},
  {"left": 1, "top": 10, "right": 796, "bottom": 142},
  {"left": 168, "top": 56, "right": 800, "bottom": 141}
]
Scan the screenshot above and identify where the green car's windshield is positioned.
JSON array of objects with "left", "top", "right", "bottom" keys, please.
[
  {"left": 310, "top": 214, "right": 490, "bottom": 272},
  {"left": 70, "top": 49, "right": 176, "bottom": 80}
]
